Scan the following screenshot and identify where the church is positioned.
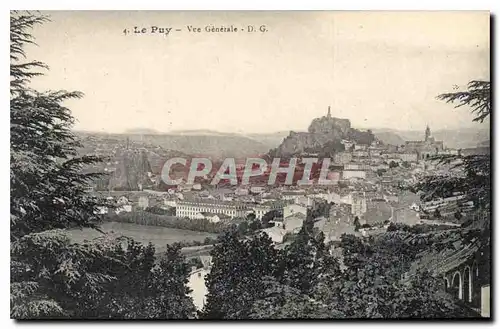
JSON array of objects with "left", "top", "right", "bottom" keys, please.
[{"left": 403, "top": 125, "right": 444, "bottom": 160}]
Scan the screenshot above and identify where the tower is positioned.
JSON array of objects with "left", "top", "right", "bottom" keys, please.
[
  {"left": 425, "top": 125, "right": 431, "bottom": 142},
  {"left": 327, "top": 106, "right": 331, "bottom": 118}
]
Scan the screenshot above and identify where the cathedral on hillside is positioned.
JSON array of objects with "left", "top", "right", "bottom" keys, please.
[{"left": 403, "top": 125, "right": 444, "bottom": 160}]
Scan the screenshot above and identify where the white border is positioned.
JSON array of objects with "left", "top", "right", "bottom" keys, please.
[{"left": 2, "top": 1, "right": 497, "bottom": 328}]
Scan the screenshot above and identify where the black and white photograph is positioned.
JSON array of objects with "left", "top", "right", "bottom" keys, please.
[{"left": 9, "top": 10, "right": 491, "bottom": 320}]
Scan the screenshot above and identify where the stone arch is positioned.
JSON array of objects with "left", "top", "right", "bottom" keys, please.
[
  {"left": 444, "top": 277, "right": 450, "bottom": 292},
  {"left": 463, "top": 266, "right": 472, "bottom": 302},
  {"left": 471, "top": 261, "right": 481, "bottom": 307},
  {"left": 472, "top": 261, "right": 479, "bottom": 278},
  {"left": 451, "top": 271, "right": 462, "bottom": 300}
]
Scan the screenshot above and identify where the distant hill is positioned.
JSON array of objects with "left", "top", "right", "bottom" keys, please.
[
  {"left": 372, "top": 131, "right": 405, "bottom": 146},
  {"left": 124, "top": 128, "right": 161, "bottom": 135},
  {"left": 245, "top": 131, "right": 291, "bottom": 149},
  {"left": 168, "top": 129, "right": 242, "bottom": 137},
  {"left": 75, "top": 131, "right": 189, "bottom": 191},
  {"left": 76, "top": 130, "right": 269, "bottom": 158},
  {"left": 477, "top": 140, "right": 490, "bottom": 147},
  {"left": 124, "top": 133, "right": 269, "bottom": 158}
]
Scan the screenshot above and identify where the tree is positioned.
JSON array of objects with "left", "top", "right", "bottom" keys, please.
[
  {"left": 11, "top": 11, "right": 107, "bottom": 318},
  {"left": 437, "top": 80, "right": 490, "bottom": 123},
  {"left": 389, "top": 161, "right": 399, "bottom": 169},
  {"left": 247, "top": 277, "right": 343, "bottom": 319},
  {"left": 201, "top": 231, "right": 279, "bottom": 319},
  {"left": 401, "top": 161, "right": 411, "bottom": 169},
  {"left": 415, "top": 81, "right": 490, "bottom": 212},
  {"left": 313, "top": 233, "right": 477, "bottom": 318},
  {"left": 248, "top": 219, "right": 262, "bottom": 232},
  {"left": 10, "top": 12, "right": 109, "bottom": 239},
  {"left": 10, "top": 12, "right": 195, "bottom": 319},
  {"left": 411, "top": 80, "right": 491, "bottom": 258},
  {"left": 309, "top": 201, "right": 331, "bottom": 219},
  {"left": 262, "top": 210, "right": 280, "bottom": 228},
  {"left": 246, "top": 212, "right": 256, "bottom": 222},
  {"left": 353, "top": 216, "right": 361, "bottom": 231},
  {"left": 433, "top": 208, "right": 442, "bottom": 219},
  {"left": 279, "top": 221, "right": 340, "bottom": 296}
]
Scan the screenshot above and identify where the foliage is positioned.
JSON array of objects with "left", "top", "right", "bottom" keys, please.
[
  {"left": 247, "top": 277, "right": 342, "bottom": 319},
  {"left": 262, "top": 210, "right": 280, "bottom": 228},
  {"left": 10, "top": 12, "right": 195, "bottom": 319},
  {"left": 201, "top": 231, "right": 279, "bottom": 319},
  {"left": 202, "top": 219, "right": 343, "bottom": 319},
  {"left": 414, "top": 80, "right": 491, "bottom": 212},
  {"left": 305, "top": 140, "right": 345, "bottom": 157},
  {"left": 11, "top": 232, "right": 196, "bottom": 319},
  {"left": 436, "top": 80, "right": 490, "bottom": 123},
  {"left": 145, "top": 206, "right": 174, "bottom": 216},
  {"left": 105, "top": 211, "right": 232, "bottom": 234},
  {"left": 201, "top": 210, "right": 478, "bottom": 319},
  {"left": 410, "top": 80, "right": 491, "bottom": 270},
  {"left": 312, "top": 233, "right": 476, "bottom": 318},
  {"left": 389, "top": 161, "right": 399, "bottom": 168},
  {"left": 308, "top": 201, "right": 331, "bottom": 219},
  {"left": 10, "top": 12, "right": 110, "bottom": 239},
  {"left": 279, "top": 225, "right": 338, "bottom": 295},
  {"left": 348, "top": 128, "right": 376, "bottom": 146},
  {"left": 353, "top": 216, "right": 361, "bottom": 231}
]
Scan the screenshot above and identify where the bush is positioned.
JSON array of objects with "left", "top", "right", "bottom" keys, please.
[
  {"left": 145, "top": 206, "right": 174, "bottom": 215},
  {"left": 104, "top": 211, "right": 232, "bottom": 234}
]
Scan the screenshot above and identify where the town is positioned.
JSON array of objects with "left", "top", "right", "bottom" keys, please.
[
  {"left": 79, "top": 108, "right": 489, "bottom": 313},
  {"left": 10, "top": 10, "right": 491, "bottom": 321}
]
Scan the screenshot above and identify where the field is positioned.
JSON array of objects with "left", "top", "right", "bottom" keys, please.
[{"left": 67, "top": 222, "right": 218, "bottom": 253}]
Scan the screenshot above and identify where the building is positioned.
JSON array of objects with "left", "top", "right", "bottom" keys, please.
[
  {"left": 308, "top": 191, "right": 341, "bottom": 204},
  {"left": 250, "top": 186, "right": 266, "bottom": 194},
  {"left": 399, "top": 152, "right": 418, "bottom": 162},
  {"left": 403, "top": 125, "right": 444, "bottom": 160},
  {"left": 261, "top": 226, "right": 286, "bottom": 243},
  {"left": 283, "top": 203, "right": 308, "bottom": 219},
  {"left": 199, "top": 212, "right": 230, "bottom": 223},
  {"left": 345, "top": 163, "right": 370, "bottom": 171},
  {"left": 334, "top": 152, "right": 353, "bottom": 164},
  {"left": 176, "top": 198, "right": 248, "bottom": 219},
  {"left": 342, "top": 170, "right": 367, "bottom": 180},
  {"left": 117, "top": 195, "right": 130, "bottom": 206},
  {"left": 403, "top": 226, "right": 490, "bottom": 318},
  {"left": 295, "top": 195, "right": 315, "bottom": 207},
  {"left": 163, "top": 197, "right": 177, "bottom": 208},
  {"left": 351, "top": 192, "right": 367, "bottom": 217},
  {"left": 281, "top": 190, "right": 306, "bottom": 202},
  {"left": 115, "top": 204, "right": 132, "bottom": 214},
  {"left": 137, "top": 196, "right": 149, "bottom": 209},
  {"left": 235, "top": 187, "right": 249, "bottom": 196},
  {"left": 251, "top": 202, "right": 285, "bottom": 220},
  {"left": 353, "top": 150, "right": 369, "bottom": 158},
  {"left": 354, "top": 144, "right": 368, "bottom": 151},
  {"left": 284, "top": 212, "right": 307, "bottom": 233}
]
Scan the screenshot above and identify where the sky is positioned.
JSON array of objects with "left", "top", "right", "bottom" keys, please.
[{"left": 26, "top": 11, "right": 490, "bottom": 134}]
